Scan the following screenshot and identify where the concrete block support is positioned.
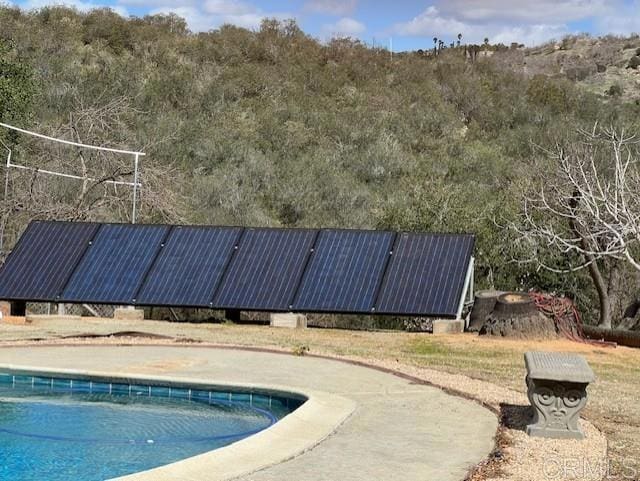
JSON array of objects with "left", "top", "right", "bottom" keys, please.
[
  {"left": 525, "top": 351, "right": 595, "bottom": 440},
  {"left": 0, "top": 301, "right": 10, "bottom": 319},
  {"left": 114, "top": 307, "right": 144, "bottom": 321},
  {"left": 432, "top": 319, "right": 464, "bottom": 334},
  {"left": 1, "top": 301, "right": 29, "bottom": 324},
  {"left": 270, "top": 313, "right": 308, "bottom": 329}
]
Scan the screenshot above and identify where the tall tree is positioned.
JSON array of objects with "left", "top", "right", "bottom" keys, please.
[{"left": 511, "top": 127, "right": 640, "bottom": 328}]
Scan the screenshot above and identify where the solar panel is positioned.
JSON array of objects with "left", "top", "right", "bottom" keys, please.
[
  {"left": 0, "top": 221, "right": 99, "bottom": 301},
  {"left": 136, "top": 226, "right": 242, "bottom": 307},
  {"left": 293, "top": 229, "right": 395, "bottom": 313},
  {"left": 60, "top": 224, "right": 169, "bottom": 304},
  {"left": 374, "top": 233, "right": 475, "bottom": 317},
  {"left": 0, "top": 221, "right": 475, "bottom": 318},
  {"left": 213, "top": 228, "right": 317, "bottom": 311}
]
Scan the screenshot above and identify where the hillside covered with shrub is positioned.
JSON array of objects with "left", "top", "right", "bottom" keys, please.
[{"left": 1, "top": 5, "right": 640, "bottom": 325}]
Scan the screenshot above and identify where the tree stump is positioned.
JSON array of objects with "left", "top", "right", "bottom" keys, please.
[
  {"left": 468, "top": 290, "right": 504, "bottom": 332},
  {"left": 480, "top": 293, "right": 557, "bottom": 339}
]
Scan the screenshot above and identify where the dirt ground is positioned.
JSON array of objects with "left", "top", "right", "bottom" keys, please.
[{"left": 1, "top": 316, "right": 638, "bottom": 480}]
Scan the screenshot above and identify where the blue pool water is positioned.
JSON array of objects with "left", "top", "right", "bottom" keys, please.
[{"left": 0, "top": 373, "right": 303, "bottom": 481}]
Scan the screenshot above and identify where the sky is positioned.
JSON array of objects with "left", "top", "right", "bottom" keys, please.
[{"left": 6, "top": 0, "right": 640, "bottom": 51}]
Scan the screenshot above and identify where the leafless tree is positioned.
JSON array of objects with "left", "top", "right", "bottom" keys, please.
[
  {"left": 0, "top": 94, "right": 186, "bottom": 258},
  {"left": 510, "top": 125, "right": 640, "bottom": 328}
]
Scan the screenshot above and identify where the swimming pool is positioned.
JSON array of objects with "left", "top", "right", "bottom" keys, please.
[{"left": 0, "top": 372, "right": 305, "bottom": 481}]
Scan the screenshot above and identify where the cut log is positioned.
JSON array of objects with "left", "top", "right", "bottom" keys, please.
[
  {"left": 468, "top": 290, "right": 504, "bottom": 332},
  {"left": 480, "top": 292, "right": 557, "bottom": 339}
]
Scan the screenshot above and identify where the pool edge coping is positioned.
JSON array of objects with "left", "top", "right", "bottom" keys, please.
[{"left": 0, "top": 362, "right": 357, "bottom": 481}]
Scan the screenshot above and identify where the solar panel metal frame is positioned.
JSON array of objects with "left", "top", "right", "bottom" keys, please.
[
  {"left": 291, "top": 228, "right": 397, "bottom": 314},
  {"left": 212, "top": 227, "right": 319, "bottom": 311},
  {"left": 373, "top": 233, "right": 475, "bottom": 318}
]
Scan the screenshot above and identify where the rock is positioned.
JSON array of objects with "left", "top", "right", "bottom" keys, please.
[
  {"left": 270, "top": 313, "right": 307, "bottom": 329},
  {"left": 432, "top": 319, "right": 464, "bottom": 334},
  {"left": 627, "top": 56, "right": 640, "bottom": 70},
  {"left": 114, "top": 308, "right": 144, "bottom": 321}
]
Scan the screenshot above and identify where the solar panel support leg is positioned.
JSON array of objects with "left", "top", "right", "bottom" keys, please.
[
  {"left": 57, "top": 303, "right": 66, "bottom": 316},
  {"left": 10, "top": 301, "right": 26, "bottom": 317},
  {"left": 457, "top": 256, "right": 475, "bottom": 326},
  {"left": 225, "top": 309, "right": 241, "bottom": 323}
]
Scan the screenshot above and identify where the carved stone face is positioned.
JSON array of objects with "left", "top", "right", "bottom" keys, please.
[{"left": 530, "top": 381, "right": 586, "bottom": 431}]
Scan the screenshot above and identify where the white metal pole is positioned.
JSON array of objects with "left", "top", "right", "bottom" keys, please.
[
  {"left": 0, "top": 147, "right": 11, "bottom": 254},
  {"left": 3, "top": 147, "right": 10, "bottom": 201},
  {"left": 0, "top": 122, "right": 145, "bottom": 156},
  {"left": 0, "top": 122, "right": 145, "bottom": 227},
  {"left": 469, "top": 261, "right": 475, "bottom": 303},
  {"left": 132, "top": 153, "right": 139, "bottom": 224},
  {"left": 456, "top": 256, "right": 475, "bottom": 322}
]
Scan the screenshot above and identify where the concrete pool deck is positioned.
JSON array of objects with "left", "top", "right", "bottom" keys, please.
[{"left": 0, "top": 345, "right": 498, "bottom": 481}]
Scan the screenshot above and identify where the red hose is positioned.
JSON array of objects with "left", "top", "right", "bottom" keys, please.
[{"left": 529, "top": 292, "right": 614, "bottom": 347}]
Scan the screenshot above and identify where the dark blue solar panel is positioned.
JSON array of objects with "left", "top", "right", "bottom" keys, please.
[
  {"left": 136, "top": 226, "right": 242, "bottom": 307},
  {"left": 213, "top": 228, "right": 317, "bottom": 310},
  {"left": 374, "top": 233, "right": 474, "bottom": 317},
  {"left": 293, "top": 230, "right": 395, "bottom": 313},
  {"left": 60, "top": 224, "right": 169, "bottom": 304},
  {"left": 0, "top": 221, "right": 475, "bottom": 317},
  {"left": 0, "top": 221, "right": 99, "bottom": 301}
]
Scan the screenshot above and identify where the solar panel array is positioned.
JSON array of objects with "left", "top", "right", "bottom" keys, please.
[{"left": 0, "top": 221, "right": 474, "bottom": 317}]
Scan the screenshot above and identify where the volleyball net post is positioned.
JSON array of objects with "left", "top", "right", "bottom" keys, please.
[{"left": 0, "top": 121, "right": 145, "bottom": 252}]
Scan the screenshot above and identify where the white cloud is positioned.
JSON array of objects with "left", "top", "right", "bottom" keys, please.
[
  {"left": 12, "top": 0, "right": 293, "bottom": 32},
  {"left": 395, "top": 6, "right": 467, "bottom": 37},
  {"left": 322, "top": 16, "right": 365, "bottom": 38},
  {"left": 392, "top": 4, "right": 583, "bottom": 46},
  {"left": 437, "top": 0, "right": 611, "bottom": 24},
  {"left": 142, "top": 1, "right": 293, "bottom": 32},
  {"left": 596, "top": 1, "right": 640, "bottom": 35},
  {"left": 305, "top": 0, "right": 357, "bottom": 16},
  {"left": 491, "top": 24, "right": 570, "bottom": 46},
  {"left": 203, "top": 0, "right": 253, "bottom": 16},
  {"left": 18, "top": 0, "right": 128, "bottom": 15},
  {"left": 116, "top": 0, "right": 180, "bottom": 5}
]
